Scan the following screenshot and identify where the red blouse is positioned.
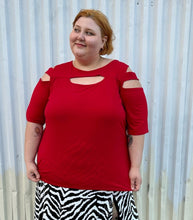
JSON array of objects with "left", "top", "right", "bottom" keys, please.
[{"left": 26, "top": 60, "right": 148, "bottom": 191}]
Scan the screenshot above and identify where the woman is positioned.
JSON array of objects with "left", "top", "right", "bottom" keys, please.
[{"left": 25, "top": 9, "right": 148, "bottom": 220}]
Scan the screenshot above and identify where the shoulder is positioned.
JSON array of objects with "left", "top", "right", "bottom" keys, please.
[
  {"left": 41, "top": 61, "right": 72, "bottom": 81},
  {"left": 110, "top": 59, "right": 129, "bottom": 71},
  {"left": 53, "top": 61, "right": 72, "bottom": 71},
  {"left": 114, "top": 60, "right": 142, "bottom": 88},
  {"left": 113, "top": 60, "right": 132, "bottom": 77}
]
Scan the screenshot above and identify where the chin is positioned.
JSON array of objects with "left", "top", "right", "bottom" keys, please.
[
  {"left": 73, "top": 51, "right": 86, "bottom": 58},
  {"left": 74, "top": 53, "right": 84, "bottom": 58}
]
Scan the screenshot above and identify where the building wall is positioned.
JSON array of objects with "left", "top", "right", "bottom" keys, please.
[{"left": 0, "top": 0, "right": 193, "bottom": 219}]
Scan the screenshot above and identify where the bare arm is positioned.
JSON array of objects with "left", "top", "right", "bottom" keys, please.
[
  {"left": 24, "top": 121, "right": 43, "bottom": 182},
  {"left": 128, "top": 134, "right": 145, "bottom": 191}
]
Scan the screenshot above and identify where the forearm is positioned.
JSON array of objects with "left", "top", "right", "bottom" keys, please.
[
  {"left": 24, "top": 121, "right": 43, "bottom": 164},
  {"left": 128, "top": 134, "right": 145, "bottom": 168},
  {"left": 128, "top": 134, "right": 145, "bottom": 191}
]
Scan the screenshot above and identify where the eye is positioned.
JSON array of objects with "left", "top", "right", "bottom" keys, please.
[
  {"left": 74, "top": 28, "right": 80, "bottom": 33},
  {"left": 85, "top": 31, "right": 94, "bottom": 36}
]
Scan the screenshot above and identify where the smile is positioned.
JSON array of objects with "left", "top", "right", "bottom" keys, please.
[{"left": 75, "top": 43, "right": 86, "bottom": 47}]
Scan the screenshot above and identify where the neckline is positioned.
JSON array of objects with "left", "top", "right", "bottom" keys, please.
[
  {"left": 71, "top": 59, "right": 116, "bottom": 75},
  {"left": 67, "top": 59, "right": 117, "bottom": 86}
]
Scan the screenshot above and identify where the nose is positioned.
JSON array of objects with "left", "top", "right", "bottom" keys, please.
[{"left": 77, "top": 31, "right": 85, "bottom": 41}]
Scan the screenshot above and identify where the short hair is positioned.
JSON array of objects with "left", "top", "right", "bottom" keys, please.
[{"left": 72, "top": 9, "right": 114, "bottom": 55}]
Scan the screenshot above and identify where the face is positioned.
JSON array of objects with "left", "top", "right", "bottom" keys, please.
[{"left": 70, "top": 17, "right": 106, "bottom": 60}]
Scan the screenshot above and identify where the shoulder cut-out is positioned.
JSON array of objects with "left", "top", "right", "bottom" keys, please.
[
  {"left": 126, "top": 67, "right": 133, "bottom": 72},
  {"left": 122, "top": 67, "right": 141, "bottom": 88},
  {"left": 41, "top": 73, "right": 50, "bottom": 81}
]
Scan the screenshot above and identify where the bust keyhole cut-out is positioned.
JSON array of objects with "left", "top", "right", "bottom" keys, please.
[{"left": 70, "top": 76, "right": 104, "bottom": 85}]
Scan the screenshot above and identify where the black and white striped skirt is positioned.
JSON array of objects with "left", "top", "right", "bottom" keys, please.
[{"left": 34, "top": 181, "right": 139, "bottom": 220}]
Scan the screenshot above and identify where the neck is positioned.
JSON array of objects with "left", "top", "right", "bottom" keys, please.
[{"left": 73, "top": 56, "right": 104, "bottom": 71}]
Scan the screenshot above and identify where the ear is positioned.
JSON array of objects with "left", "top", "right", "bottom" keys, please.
[{"left": 102, "top": 36, "right": 108, "bottom": 44}]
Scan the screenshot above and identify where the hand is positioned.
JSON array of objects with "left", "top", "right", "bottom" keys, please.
[
  {"left": 25, "top": 161, "right": 40, "bottom": 182},
  {"left": 129, "top": 167, "right": 142, "bottom": 191}
]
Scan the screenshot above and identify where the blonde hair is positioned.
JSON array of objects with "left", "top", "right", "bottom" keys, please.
[{"left": 72, "top": 9, "right": 114, "bottom": 55}]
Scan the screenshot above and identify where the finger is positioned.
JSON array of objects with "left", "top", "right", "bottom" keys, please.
[
  {"left": 28, "top": 171, "right": 40, "bottom": 182},
  {"left": 131, "top": 178, "right": 140, "bottom": 191},
  {"left": 28, "top": 173, "right": 38, "bottom": 182},
  {"left": 34, "top": 169, "right": 40, "bottom": 180},
  {"left": 27, "top": 174, "right": 36, "bottom": 182},
  {"left": 131, "top": 179, "right": 136, "bottom": 191},
  {"left": 134, "top": 179, "right": 141, "bottom": 191},
  {"left": 134, "top": 184, "right": 140, "bottom": 191}
]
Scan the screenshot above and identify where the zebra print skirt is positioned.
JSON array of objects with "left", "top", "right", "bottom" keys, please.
[{"left": 34, "top": 180, "right": 139, "bottom": 220}]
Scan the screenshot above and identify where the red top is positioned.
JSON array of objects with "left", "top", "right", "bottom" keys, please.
[{"left": 26, "top": 60, "right": 148, "bottom": 191}]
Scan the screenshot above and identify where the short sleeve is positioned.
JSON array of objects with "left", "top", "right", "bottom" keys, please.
[
  {"left": 119, "top": 68, "right": 148, "bottom": 135},
  {"left": 26, "top": 77, "right": 51, "bottom": 125},
  {"left": 45, "top": 67, "right": 54, "bottom": 77}
]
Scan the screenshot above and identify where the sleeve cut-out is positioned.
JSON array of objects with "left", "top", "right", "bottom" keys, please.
[{"left": 122, "top": 79, "right": 142, "bottom": 89}]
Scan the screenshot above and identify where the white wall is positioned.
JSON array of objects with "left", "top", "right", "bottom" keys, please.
[{"left": 0, "top": 0, "right": 193, "bottom": 219}]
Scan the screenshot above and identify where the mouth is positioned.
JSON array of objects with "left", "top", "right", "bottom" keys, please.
[{"left": 75, "top": 42, "right": 86, "bottom": 47}]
